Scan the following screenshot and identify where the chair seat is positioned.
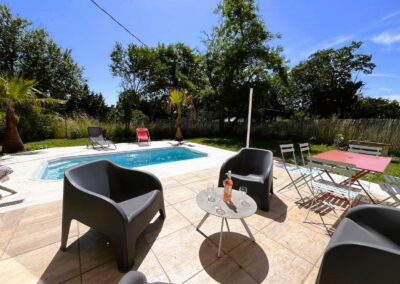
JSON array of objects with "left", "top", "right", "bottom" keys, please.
[
  {"left": 231, "top": 173, "right": 263, "bottom": 183},
  {"left": 118, "top": 190, "right": 160, "bottom": 221},
  {"left": 312, "top": 179, "right": 360, "bottom": 199},
  {"left": 384, "top": 175, "right": 400, "bottom": 184},
  {"left": 285, "top": 165, "right": 321, "bottom": 176},
  {"left": 331, "top": 218, "right": 400, "bottom": 251}
]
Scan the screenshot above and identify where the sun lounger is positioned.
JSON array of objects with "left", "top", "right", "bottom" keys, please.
[
  {"left": 87, "top": 127, "right": 116, "bottom": 149},
  {"left": 0, "top": 165, "right": 16, "bottom": 198},
  {"left": 136, "top": 128, "right": 151, "bottom": 146}
]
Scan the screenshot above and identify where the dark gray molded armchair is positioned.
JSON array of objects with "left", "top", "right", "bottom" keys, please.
[
  {"left": 317, "top": 205, "right": 400, "bottom": 284},
  {"left": 60, "top": 160, "right": 166, "bottom": 272},
  {"left": 119, "top": 271, "right": 147, "bottom": 284},
  {"left": 218, "top": 148, "right": 273, "bottom": 211},
  {"left": 118, "top": 271, "right": 169, "bottom": 284}
]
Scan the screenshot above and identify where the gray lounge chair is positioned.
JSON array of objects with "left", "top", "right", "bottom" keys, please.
[
  {"left": 87, "top": 126, "right": 116, "bottom": 149},
  {"left": 317, "top": 205, "right": 400, "bottom": 284},
  {"left": 0, "top": 165, "right": 16, "bottom": 198},
  {"left": 60, "top": 160, "right": 166, "bottom": 272},
  {"left": 218, "top": 148, "right": 273, "bottom": 211}
]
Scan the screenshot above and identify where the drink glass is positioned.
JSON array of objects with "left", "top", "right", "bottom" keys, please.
[
  {"left": 215, "top": 196, "right": 225, "bottom": 215},
  {"left": 239, "top": 186, "right": 250, "bottom": 207},
  {"left": 207, "top": 183, "right": 216, "bottom": 202}
]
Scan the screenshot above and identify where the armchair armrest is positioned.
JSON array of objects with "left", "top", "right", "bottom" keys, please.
[
  {"left": 261, "top": 154, "right": 274, "bottom": 182},
  {"left": 218, "top": 152, "right": 240, "bottom": 186}
]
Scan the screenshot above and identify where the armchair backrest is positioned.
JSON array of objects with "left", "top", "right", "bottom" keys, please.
[
  {"left": 65, "top": 160, "right": 111, "bottom": 198},
  {"left": 236, "top": 148, "right": 273, "bottom": 176}
]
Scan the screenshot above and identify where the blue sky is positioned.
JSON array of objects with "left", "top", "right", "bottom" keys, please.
[{"left": 4, "top": 0, "right": 400, "bottom": 105}]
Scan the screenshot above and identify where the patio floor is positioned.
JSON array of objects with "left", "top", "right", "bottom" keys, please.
[{"left": 0, "top": 165, "right": 375, "bottom": 284}]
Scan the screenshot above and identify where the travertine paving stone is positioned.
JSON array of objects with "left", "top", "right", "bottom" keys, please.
[{"left": 0, "top": 166, "right": 367, "bottom": 283}]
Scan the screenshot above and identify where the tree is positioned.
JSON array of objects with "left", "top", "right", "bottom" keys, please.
[
  {"left": 203, "top": 0, "right": 287, "bottom": 132},
  {"left": 353, "top": 97, "right": 400, "bottom": 118},
  {"left": 110, "top": 42, "right": 205, "bottom": 122},
  {"left": 115, "top": 89, "right": 139, "bottom": 132},
  {"left": 289, "top": 41, "right": 375, "bottom": 118},
  {"left": 0, "top": 5, "right": 85, "bottom": 100},
  {"left": 168, "top": 89, "right": 195, "bottom": 141},
  {"left": 110, "top": 43, "right": 156, "bottom": 95},
  {"left": 65, "top": 84, "right": 109, "bottom": 119},
  {"left": 0, "top": 75, "right": 59, "bottom": 153}
]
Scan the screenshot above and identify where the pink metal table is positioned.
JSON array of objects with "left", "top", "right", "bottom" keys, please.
[{"left": 313, "top": 150, "right": 392, "bottom": 203}]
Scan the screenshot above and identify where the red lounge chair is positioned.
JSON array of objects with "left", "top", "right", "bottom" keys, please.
[{"left": 136, "top": 128, "right": 151, "bottom": 145}]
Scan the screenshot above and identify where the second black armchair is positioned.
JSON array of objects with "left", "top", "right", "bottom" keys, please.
[
  {"left": 61, "top": 160, "right": 166, "bottom": 272},
  {"left": 218, "top": 148, "right": 273, "bottom": 211},
  {"left": 317, "top": 205, "right": 400, "bottom": 284}
]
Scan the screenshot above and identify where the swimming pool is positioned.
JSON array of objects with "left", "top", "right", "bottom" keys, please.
[{"left": 39, "top": 147, "right": 207, "bottom": 180}]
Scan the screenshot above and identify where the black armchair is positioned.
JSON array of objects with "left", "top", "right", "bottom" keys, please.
[
  {"left": 317, "top": 205, "right": 400, "bottom": 284},
  {"left": 119, "top": 271, "right": 147, "bottom": 284},
  {"left": 218, "top": 148, "right": 273, "bottom": 211},
  {"left": 60, "top": 160, "right": 166, "bottom": 272}
]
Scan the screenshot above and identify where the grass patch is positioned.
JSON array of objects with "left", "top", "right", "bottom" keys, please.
[
  {"left": 19, "top": 136, "right": 400, "bottom": 184},
  {"left": 25, "top": 138, "right": 88, "bottom": 151},
  {"left": 187, "top": 137, "right": 336, "bottom": 156},
  {"left": 187, "top": 137, "right": 398, "bottom": 183}
]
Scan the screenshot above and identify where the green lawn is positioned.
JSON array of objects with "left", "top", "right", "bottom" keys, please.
[
  {"left": 18, "top": 136, "right": 400, "bottom": 183},
  {"left": 25, "top": 138, "right": 88, "bottom": 151},
  {"left": 187, "top": 137, "right": 400, "bottom": 183}
]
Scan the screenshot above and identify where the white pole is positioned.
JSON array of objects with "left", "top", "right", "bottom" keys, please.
[{"left": 246, "top": 88, "right": 253, "bottom": 148}]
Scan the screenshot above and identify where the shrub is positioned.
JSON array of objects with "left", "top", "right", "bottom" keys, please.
[
  {"left": 333, "top": 134, "right": 345, "bottom": 147},
  {"left": 17, "top": 106, "right": 58, "bottom": 142},
  {"left": 69, "top": 126, "right": 80, "bottom": 139}
]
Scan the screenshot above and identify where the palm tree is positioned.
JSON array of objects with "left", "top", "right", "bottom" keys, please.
[
  {"left": 168, "top": 89, "right": 195, "bottom": 142},
  {"left": 0, "top": 75, "right": 59, "bottom": 153}
]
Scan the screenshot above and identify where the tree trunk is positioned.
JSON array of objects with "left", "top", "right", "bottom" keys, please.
[
  {"left": 2, "top": 104, "right": 25, "bottom": 153},
  {"left": 175, "top": 116, "right": 183, "bottom": 142}
]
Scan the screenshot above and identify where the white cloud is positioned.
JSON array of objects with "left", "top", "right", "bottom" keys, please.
[
  {"left": 379, "top": 87, "right": 392, "bottom": 92},
  {"left": 367, "top": 94, "right": 400, "bottom": 102},
  {"left": 372, "top": 31, "right": 400, "bottom": 45},
  {"left": 381, "top": 94, "right": 400, "bottom": 102},
  {"left": 301, "top": 35, "right": 353, "bottom": 58},
  {"left": 365, "top": 73, "right": 400, "bottom": 79},
  {"left": 320, "top": 35, "right": 353, "bottom": 49},
  {"left": 381, "top": 11, "right": 400, "bottom": 21}
]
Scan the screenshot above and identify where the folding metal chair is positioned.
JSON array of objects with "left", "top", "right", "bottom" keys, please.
[
  {"left": 348, "top": 144, "right": 383, "bottom": 195},
  {"left": 304, "top": 157, "right": 362, "bottom": 235},
  {"left": 377, "top": 175, "right": 400, "bottom": 207},
  {"left": 348, "top": 144, "right": 382, "bottom": 156},
  {"left": 299, "top": 143, "right": 311, "bottom": 166},
  {"left": 279, "top": 144, "right": 313, "bottom": 202}
]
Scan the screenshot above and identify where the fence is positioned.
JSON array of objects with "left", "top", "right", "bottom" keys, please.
[{"left": 49, "top": 118, "right": 400, "bottom": 155}]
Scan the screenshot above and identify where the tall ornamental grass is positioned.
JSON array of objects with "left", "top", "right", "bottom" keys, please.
[{"left": 25, "top": 115, "right": 400, "bottom": 155}]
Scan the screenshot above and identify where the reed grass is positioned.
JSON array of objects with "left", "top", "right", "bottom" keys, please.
[{"left": 50, "top": 116, "right": 400, "bottom": 155}]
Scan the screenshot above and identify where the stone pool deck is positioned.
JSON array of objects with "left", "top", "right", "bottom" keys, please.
[
  {"left": 0, "top": 143, "right": 389, "bottom": 283},
  {"left": 0, "top": 141, "right": 234, "bottom": 212},
  {"left": 0, "top": 164, "right": 386, "bottom": 284}
]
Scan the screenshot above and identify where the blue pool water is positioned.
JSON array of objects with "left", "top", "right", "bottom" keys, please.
[{"left": 39, "top": 147, "right": 207, "bottom": 180}]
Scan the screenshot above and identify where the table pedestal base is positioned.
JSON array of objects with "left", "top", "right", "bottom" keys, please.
[{"left": 196, "top": 213, "right": 255, "bottom": 257}]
